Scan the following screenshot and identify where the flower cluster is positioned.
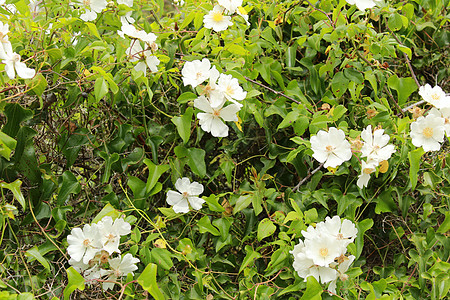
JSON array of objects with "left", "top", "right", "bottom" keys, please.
[
  {"left": 166, "top": 177, "right": 205, "bottom": 213},
  {"left": 67, "top": 216, "right": 139, "bottom": 291},
  {"left": 203, "top": 0, "right": 249, "bottom": 32},
  {"left": 290, "top": 216, "right": 358, "bottom": 295},
  {"left": 358, "top": 125, "right": 395, "bottom": 188},
  {"left": 410, "top": 84, "right": 449, "bottom": 152},
  {"left": 181, "top": 58, "right": 246, "bottom": 137},
  {"left": 0, "top": 21, "right": 35, "bottom": 80}
]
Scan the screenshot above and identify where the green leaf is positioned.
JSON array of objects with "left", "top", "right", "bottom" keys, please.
[
  {"left": 355, "top": 219, "right": 373, "bottom": 259},
  {"left": 225, "top": 44, "right": 249, "bottom": 56},
  {"left": 0, "top": 179, "right": 26, "bottom": 209},
  {"left": 436, "top": 211, "right": 450, "bottom": 234},
  {"left": 197, "top": 216, "right": 220, "bottom": 236},
  {"left": 0, "top": 131, "right": 16, "bottom": 160},
  {"left": 177, "top": 92, "right": 197, "bottom": 104},
  {"left": 151, "top": 248, "right": 173, "bottom": 270},
  {"left": 277, "top": 111, "right": 299, "bottom": 130},
  {"left": 387, "top": 75, "right": 418, "bottom": 106},
  {"left": 56, "top": 171, "right": 81, "bottom": 205},
  {"left": 3, "top": 103, "right": 33, "bottom": 138},
  {"left": 331, "top": 72, "right": 349, "bottom": 98},
  {"left": 186, "top": 148, "right": 206, "bottom": 178},
  {"left": 257, "top": 218, "right": 276, "bottom": 241},
  {"left": 25, "top": 246, "right": 50, "bottom": 271},
  {"left": 388, "top": 13, "right": 403, "bottom": 31},
  {"left": 233, "top": 195, "right": 252, "bottom": 214},
  {"left": 63, "top": 267, "right": 85, "bottom": 299},
  {"left": 172, "top": 107, "right": 193, "bottom": 144},
  {"left": 61, "top": 128, "right": 91, "bottom": 168},
  {"left": 85, "top": 22, "right": 101, "bottom": 39},
  {"left": 94, "top": 77, "right": 109, "bottom": 101},
  {"left": 300, "top": 276, "right": 323, "bottom": 300},
  {"left": 179, "top": 10, "right": 195, "bottom": 30},
  {"left": 204, "top": 194, "right": 225, "bottom": 212},
  {"left": 408, "top": 148, "right": 425, "bottom": 190},
  {"left": 143, "top": 159, "right": 170, "bottom": 194},
  {"left": 27, "top": 73, "right": 48, "bottom": 97},
  {"left": 239, "top": 245, "right": 261, "bottom": 273},
  {"left": 137, "top": 263, "right": 165, "bottom": 300},
  {"left": 92, "top": 203, "right": 121, "bottom": 223}
]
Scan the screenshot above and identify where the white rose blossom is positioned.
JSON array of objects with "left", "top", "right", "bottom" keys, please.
[
  {"left": 356, "top": 160, "right": 377, "bottom": 189},
  {"left": 217, "top": 73, "right": 247, "bottom": 107},
  {"left": 419, "top": 84, "right": 450, "bottom": 109},
  {"left": 310, "top": 127, "right": 352, "bottom": 168},
  {"left": 126, "top": 41, "right": 159, "bottom": 75},
  {"left": 102, "top": 253, "right": 139, "bottom": 290},
  {"left": 429, "top": 107, "right": 450, "bottom": 136},
  {"left": 194, "top": 95, "right": 240, "bottom": 138},
  {"left": 345, "top": 0, "right": 379, "bottom": 11},
  {"left": 67, "top": 223, "right": 102, "bottom": 264},
  {"left": 218, "top": 0, "right": 242, "bottom": 14},
  {"left": 203, "top": 5, "right": 233, "bottom": 32},
  {"left": 181, "top": 58, "right": 211, "bottom": 88},
  {"left": 360, "top": 125, "right": 395, "bottom": 163},
  {"left": 410, "top": 113, "right": 445, "bottom": 152},
  {"left": 72, "top": 0, "right": 108, "bottom": 22},
  {"left": 166, "top": 177, "right": 205, "bottom": 213}
]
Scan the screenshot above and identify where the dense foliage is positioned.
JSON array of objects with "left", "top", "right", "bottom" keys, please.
[{"left": 0, "top": 0, "right": 449, "bottom": 299}]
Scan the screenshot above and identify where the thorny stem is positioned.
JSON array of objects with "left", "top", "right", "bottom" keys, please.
[
  {"left": 292, "top": 163, "right": 324, "bottom": 192},
  {"left": 244, "top": 76, "right": 314, "bottom": 114}
]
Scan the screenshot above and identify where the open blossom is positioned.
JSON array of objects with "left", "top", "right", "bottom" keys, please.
[
  {"left": 310, "top": 128, "right": 352, "bottom": 168},
  {"left": 72, "top": 0, "right": 108, "bottom": 22},
  {"left": 1, "top": 47, "right": 36, "bottom": 79},
  {"left": 360, "top": 125, "right": 395, "bottom": 163},
  {"left": 203, "top": 5, "right": 233, "bottom": 32},
  {"left": 410, "top": 114, "right": 445, "bottom": 152},
  {"left": 166, "top": 177, "right": 205, "bottom": 213},
  {"left": 97, "top": 216, "right": 131, "bottom": 255},
  {"left": 194, "top": 95, "right": 240, "bottom": 137},
  {"left": 345, "top": 0, "right": 379, "bottom": 11},
  {"left": 357, "top": 160, "right": 377, "bottom": 189},
  {"left": 126, "top": 41, "right": 159, "bottom": 75},
  {"left": 217, "top": 73, "right": 247, "bottom": 107},
  {"left": 291, "top": 216, "right": 357, "bottom": 294},
  {"left": 67, "top": 223, "right": 101, "bottom": 264},
  {"left": 102, "top": 253, "right": 139, "bottom": 290},
  {"left": 218, "top": 0, "right": 242, "bottom": 14},
  {"left": 429, "top": 107, "right": 450, "bottom": 136},
  {"left": 182, "top": 58, "right": 211, "bottom": 88},
  {"left": 419, "top": 84, "right": 450, "bottom": 109}
]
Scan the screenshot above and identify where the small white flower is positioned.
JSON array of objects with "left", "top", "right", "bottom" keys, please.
[
  {"left": 102, "top": 253, "right": 139, "bottom": 290},
  {"left": 218, "top": 0, "right": 242, "bottom": 14},
  {"left": 310, "top": 128, "right": 352, "bottom": 168},
  {"left": 182, "top": 58, "right": 211, "bottom": 88},
  {"left": 419, "top": 84, "right": 450, "bottom": 109},
  {"left": 194, "top": 95, "right": 240, "bottom": 137},
  {"left": 166, "top": 177, "right": 205, "bottom": 213},
  {"left": 126, "top": 41, "right": 159, "bottom": 76},
  {"left": 345, "top": 0, "right": 379, "bottom": 11},
  {"left": 72, "top": 0, "right": 107, "bottom": 22},
  {"left": 356, "top": 160, "right": 377, "bottom": 189},
  {"left": 217, "top": 73, "right": 247, "bottom": 107},
  {"left": 67, "top": 223, "right": 101, "bottom": 264},
  {"left": 203, "top": 5, "right": 233, "bottom": 32},
  {"left": 318, "top": 216, "right": 358, "bottom": 251},
  {"left": 1, "top": 46, "right": 36, "bottom": 79},
  {"left": 429, "top": 107, "right": 450, "bottom": 136},
  {"left": 360, "top": 125, "right": 395, "bottom": 163},
  {"left": 97, "top": 216, "right": 131, "bottom": 255},
  {"left": 410, "top": 114, "right": 445, "bottom": 152}
]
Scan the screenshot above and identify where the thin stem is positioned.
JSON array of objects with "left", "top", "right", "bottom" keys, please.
[
  {"left": 292, "top": 163, "right": 324, "bottom": 192},
  {"left": 402, "top": 99, "right": 426, "bottom": 112},
  {"left": 390, "top": 31, "right": 421, "bottom": 88},
  {"left": 304, "top": 0, "right": 335, "bottom": 29},
  {"left": 244, "top": 76, "right": 313, "bottom": 114}
]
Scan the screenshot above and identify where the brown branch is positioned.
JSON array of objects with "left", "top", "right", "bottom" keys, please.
[
  {"left": 390, "top": 31, "right": 421, "bottom": 88},
  {"left": 292, "top": 163, "right": 324, "bottom": 192}
]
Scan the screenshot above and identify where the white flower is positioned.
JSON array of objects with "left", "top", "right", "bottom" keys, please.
[
  {"left": 117, "top": 0, "right": 133, "bottom": 6},
  {"left": 102, "top": 253, "right": 139, "bottom": 290},
  {"left": 194, "top": 95, "right": 240, "bottom": 137},
  {"left": 419, "top": 84, "right": 450, "bottom": 109},
  {"left": 218, "top": 0, "right": 242, "bottom": 14},
  {"left": 202, "top": 66, "right": 225, "bottom": 107},
  {"left": 360, "top": 125, "right": 395, "bottom": 163},
  {"left": 217, "top": 73, "right": 247, "bottom": 107},
  {"left": 345, "top": 0, "right": 379, "bottom": 11},
  {"left": 126, "top": 41, "right": 159, "bottom": 75},
  {"left": 290, "top": 240, "right": 338, "bottom": 284},
  {"left": 203, "top": 5, "right": 233, "bottom": 32},
  {"left": 429, "top": 107, "right": 450, "bottom": 136},
  {"left": 0, "top": 21, "right": 11, "bottom": 59},
  {"left": 356, "top": 160, "right": 377, "bottom": 189},
  {"left": 72, "top": 0, "right": 107, "bottom": 22},
  {"left": 410, "top": 114, "right": 445, "bottom": 152},
  {"left": 97, "top": 216, "right": 131, "bottom": 255},
  {"left": 327, "top": 255, "right": 355, "bottom": 294},
  {"left": 304, "top": 235, "right": 342, "bottom": 267},
  {"left": 67, "top": 223, "right": 101, "bottom": 264},
  {"left": 166, "top": 177, "right": 205, "bottom": 213},
  {"left": 1, "top": 46, "right": 36, "bottom": 79},
  {"left": 182, "top": 58, "right": 211, "bottom": 88},
  {"left": 310, "top": 128, "right": 352, "bottom": 168},
  {"left": 317, "top": 216, "right": 358, "bottom": 251}
]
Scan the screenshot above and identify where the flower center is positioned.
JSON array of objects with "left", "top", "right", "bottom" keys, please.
[
  {"left": 212, "top": 12, "right": 224, "bottom": 22},
  {"left": 83, "top": 0, "right": 91, "bottom": 6},
  {"left": 212, "top": 109, "right": 221, "bottom": 117},
  {"left": 363, "top": 167, "right": 374, "bottom": 175},
  {"left": 182, "top": 191, "right": 189, "bottom": 198},
  {"left": 337, "top": 233, "right": 344, "bottom": 240},
  {"left": 100, "top": 251, "right": 109, "bottom": 264},
  {"left": 83, "top": 239, "right": 91, "bottom": 246},
  {"left": 431, "top": 93, "right": 440, "bottom": 101},
  {"left": 319, "top": 248, "right": 329, "bottom": 257},
  {"left": 422, "top": 127, "right": 433, "bottom": 138},
  {"left": 12, "top": 53, "right": 21, "bottom": 63},
  {"left": 325, "top": 145, "right": 334, "bottom": 152},
  {"left": 196, "top": 72, "right": 203, "bottom": 79},
  {"left": 226, "top": 86, "right": 234, "bottom": 95}
]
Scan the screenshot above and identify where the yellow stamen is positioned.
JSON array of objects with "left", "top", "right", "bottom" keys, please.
[
  {"left": 212, "top": 12, "right": 224, "bottom": 22},
  {"left": 423, "top": 127, "right": 433, "bottom": 138},
  {"left": 319, "top": 248, "right": 329, "bottom": 257}
]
